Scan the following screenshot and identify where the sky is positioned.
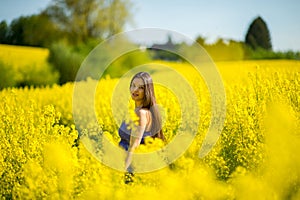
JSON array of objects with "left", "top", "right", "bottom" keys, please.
[{"left": 0, "top": 0, "right": 300, "bottom": 51}]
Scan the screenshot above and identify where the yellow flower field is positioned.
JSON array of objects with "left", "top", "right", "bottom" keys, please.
[
  {"left": 0, "top": 44, "right": 49, "bottom": 69},
  {"left": 0, "top": 51, "right": 300, "bottom": 199},
  {"left": 0, "top": 44, "right": 58, "bottom": 87}
]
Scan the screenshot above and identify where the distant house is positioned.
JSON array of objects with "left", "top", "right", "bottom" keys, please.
[
  {"left": 149, "top": 35, "right": 176, "bottom": 51},
  {"left": 148, "top": 35, "right": 180, "bottom": 61}
]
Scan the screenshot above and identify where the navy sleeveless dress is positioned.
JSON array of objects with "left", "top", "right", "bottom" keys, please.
[{"left": 118, "top": 121, "right": 152, "bottom": 151}]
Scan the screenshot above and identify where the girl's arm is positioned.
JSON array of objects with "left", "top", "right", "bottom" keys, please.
[{"left": 124, "top": 109, "right": 148, "bottom": 171}]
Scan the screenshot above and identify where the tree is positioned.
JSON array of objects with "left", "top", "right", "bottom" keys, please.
[
  {"left": 245, "top": 16, "right": 272, "bottom": 50},
  {"left": 0, "top": 20, "right": 8, "bottom": 43},
  {"left": 5, "top": 14, "right": 64, "bottom": 47},
  {"left": 7, "top": 17, "right": 27, "bottom": 45},
  {"left": 43, "top": 0, "right": 133, "bottom": 42},
  {"left": 195, "top": 35, "right": 206, "bottom": 47},
  {"left": 21, "top": 14, "right": 65, "bottom": 47},
  {"left": 107, "top": 0, "right": 133, "bottom": 36}
]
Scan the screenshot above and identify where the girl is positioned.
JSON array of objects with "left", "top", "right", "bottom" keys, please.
[{"left": 118, "top": 72, "right": 165, "bottom": 183}]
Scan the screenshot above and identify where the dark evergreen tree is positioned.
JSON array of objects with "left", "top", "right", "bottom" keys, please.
[{"left": 245, "top": 16, "right": 272, "bottom": 50}]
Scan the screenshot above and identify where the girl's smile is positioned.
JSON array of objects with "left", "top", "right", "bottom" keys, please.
[{"left": 130, "top": 78, "right": 145, "bottom": 102}]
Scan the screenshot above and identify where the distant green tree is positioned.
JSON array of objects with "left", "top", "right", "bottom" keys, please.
[
  {"left": 194, "top": 36, "right": 245, "bottom": 61},
  {"left": 245, "top": 16, "right": 272, "bottom": 50},
  {"left": 48, "top": 41, "right": 84, "bottom": 84},
  {"left": 21, "top": 14, "right": 65, "bottom": 47},
  {"left": 7, "top": 16, "right": 27, "bottom": 45},
  {"left": 108, "top": 0, "right": 133, "bottom": 36},
  {"left": 0, "top": 20, "right": 8, "bottom": 43},
  {"left": 195, "top": 35, "right": 206, "bottom": 47},
  {"left": 6, "top": 14, "right": 65, "bottom": 47},
  {"left": 43, "top": 0, "right": 133, "bottom": 42}
]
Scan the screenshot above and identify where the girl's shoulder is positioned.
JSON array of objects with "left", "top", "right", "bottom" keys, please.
[
  {"left": 137, "top": 108, "right": 150, "bottom": 115},
  {"left": 136, "top": 108, "right": 151, "bottom": 121}
]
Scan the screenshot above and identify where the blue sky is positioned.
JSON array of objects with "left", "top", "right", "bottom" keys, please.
[{"left": 1, "top": 0, "right": 300, "bottom": 51}]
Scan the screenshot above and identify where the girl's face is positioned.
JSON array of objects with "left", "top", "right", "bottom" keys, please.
[{"left": 130, "top": 78, "right": 145, "bottom": 102}]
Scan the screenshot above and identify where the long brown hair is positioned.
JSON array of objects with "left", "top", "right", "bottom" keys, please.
[{"left": 130, "top": 72, "right": 165, "bottom": 141}]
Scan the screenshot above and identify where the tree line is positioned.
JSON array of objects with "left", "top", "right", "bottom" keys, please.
[
  {"left": 0, "top": 4, "right": 299, "bottom": 60},
  {"left": 195, "top": 16, "right": 299, "bottom": 60},
  {"left": 0, "top": 2, "right": 299, "bottom": 87},
  {"left": 0, "top": 0, "right": 132, "bottom": 47},
  {"left": 151, "top": 16, "right": 299, "bottom": 61}
]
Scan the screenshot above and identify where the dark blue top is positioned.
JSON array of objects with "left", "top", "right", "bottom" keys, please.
[{"left": 118, "top": 121, "right": 152, "bottom": 151}]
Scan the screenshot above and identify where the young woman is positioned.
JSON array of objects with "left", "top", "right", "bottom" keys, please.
[{"left": 118, "top": 72, "right": 165, "bottom": 183}]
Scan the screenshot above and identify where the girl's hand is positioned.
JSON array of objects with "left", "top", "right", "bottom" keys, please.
[{"left": 124, "top": 109, "right": 148, "bottom": 171}]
